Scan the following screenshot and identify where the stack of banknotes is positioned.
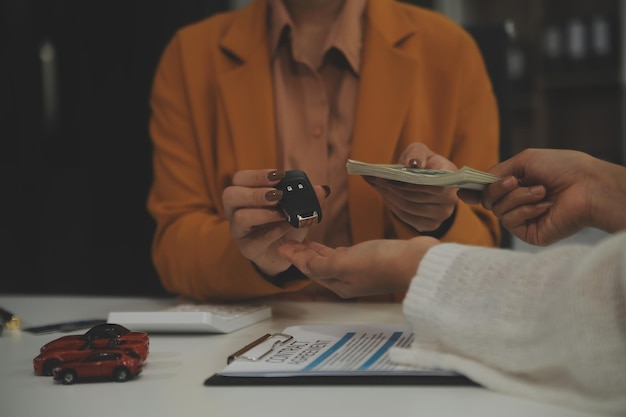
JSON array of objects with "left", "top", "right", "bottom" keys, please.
[{"left": 346, "top": 159, "right": 501, "bottom": 191}]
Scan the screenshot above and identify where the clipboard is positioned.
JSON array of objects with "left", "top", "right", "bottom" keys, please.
[
  {"left": 204, "top": 324, "right": 479, "bottom": 387},
  {"left": 204, "top": 373, "right": 477, "bottom": 386}
]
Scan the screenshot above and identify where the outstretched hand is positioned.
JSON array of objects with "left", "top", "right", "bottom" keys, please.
[
  {"left": 278, "top": 236, "right": 440, "bottom": 298},
  {"left": 222, "top": 169, "right": 329, "bottom": 276},
  {"left": 458, "top": 149, "right": 605, "bottom": 246}
]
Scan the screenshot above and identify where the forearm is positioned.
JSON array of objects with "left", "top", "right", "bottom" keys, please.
[
  {"left": 437, "top": 202, "right": 499, "bottom": 246},
  {"left": 152, "top": 214, "right": 309, "bottom": 301},
  {"left": 398, "top": 233, "right": 626, "bottom": 410},
  {"left": 590, "top": 158, "right": 626, "bottom": 233},
  {"left": 389, "top": 202, "right": 499, "bottom": 247}
]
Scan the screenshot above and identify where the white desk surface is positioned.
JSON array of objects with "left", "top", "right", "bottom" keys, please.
[{"left": 0, "top": 295, "right": 599, "bottom": 417}]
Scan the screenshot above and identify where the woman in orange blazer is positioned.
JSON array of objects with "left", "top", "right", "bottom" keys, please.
[{"left": 148, "top": 0, "right": 500, "bottom": 302}]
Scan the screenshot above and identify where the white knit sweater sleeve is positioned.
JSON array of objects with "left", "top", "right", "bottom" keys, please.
[{"left": 389, "top": 232, "right": 626, "bottom": 415}]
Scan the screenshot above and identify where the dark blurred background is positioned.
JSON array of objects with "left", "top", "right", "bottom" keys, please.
[
  {"left": 1, "top": 0, "right": 623, "bottom": 296},
  {"left": 1, "top": 1, "right": 228, "bottom": 295}
]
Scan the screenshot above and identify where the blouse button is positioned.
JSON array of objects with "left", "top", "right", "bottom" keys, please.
[{"left": 313, "top": 126, "right": 324, "bottom": 138}]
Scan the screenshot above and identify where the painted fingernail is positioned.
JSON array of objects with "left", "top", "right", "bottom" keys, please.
[
  {"left": 322, "top": 185, "right": 331, "bottom": 197},
  {"left": 409, "top": 159, "right": 422, "bottom": 169},
  {"left": 265, "top": 190, "right": 283, "bottom": 201},
  {"left": 267, "top": 170, "right": 285, "bottom": 181}
]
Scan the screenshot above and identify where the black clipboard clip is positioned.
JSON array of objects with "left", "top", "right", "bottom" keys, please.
[{"left": 227, "top": 333, "right": 293, "bottom": 364}]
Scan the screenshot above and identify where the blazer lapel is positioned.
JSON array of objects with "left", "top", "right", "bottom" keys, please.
[
  {"left": 217, "top": 0, "right": 277, "bottom": 170},
  {"left": 215, "top": 0, "right": 420, "bottom": 242},
  {"left": 350, "top": 0, "right": 420, "bottom": 242},
  {"left": 352, "top": 0, "right": 419, "bottom": 163}
]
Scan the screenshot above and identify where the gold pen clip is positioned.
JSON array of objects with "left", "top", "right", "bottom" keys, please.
[
  {"left": 0, "top": 307, "right": 21, "bottom": 330},
  {"left": 5, "top": 316, "right": 21, "bottom": 330},
  {"left": 227, "top": 333, "right": 293, "bottom": 364}
]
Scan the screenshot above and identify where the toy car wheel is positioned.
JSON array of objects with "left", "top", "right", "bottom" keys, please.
[
  {"left": 113, "top": 367, "right": 130, "bottom": 382},
  {"left": 43, "top": 359, "right": 60, "bottom": 376},
  {"left": 61, "top": 370, "right": 76, "bottom": 385}
]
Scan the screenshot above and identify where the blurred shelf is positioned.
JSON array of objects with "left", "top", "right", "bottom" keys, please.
[
  {"left": 443, "top": 0, "right": 624, "bottom": 164},
  {"left": 541, "top": 70, "right": 621, "bottom": 90}
]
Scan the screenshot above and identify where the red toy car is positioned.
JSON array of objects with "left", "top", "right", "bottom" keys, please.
[
  {"left": 52, "top": 349, "right": 143, "bottom": 384},
  {"left": 39, "top": 323, "right": 149, "bottom": 361},
  {"left": 35, "top": 344, "right": 105, "bottom": 376}
]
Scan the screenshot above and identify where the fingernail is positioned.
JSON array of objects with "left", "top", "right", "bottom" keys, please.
[
  {"left": 502, "top": 176, "right": 518, "bottom": 189},
  {"left": 265, "top": 190, "right": 283, "bottom": 201},
  {"left": 409, "top": 159, "right": 422, "bottom": 169},
  {"left": 530, "top": 185, "right": 544, "bottom": 196},
  {"left": 267, "top": 170, "right": 285, "bottom": 181},
  {"left": 535, "top": 201, "right": 553, "bottom": 209},
  {"left": 322, "top": 185, "right": 331, "bottom": 197}
]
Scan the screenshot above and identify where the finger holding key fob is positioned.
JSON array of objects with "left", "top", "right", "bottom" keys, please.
[{"left": 276, "top": 170, "right": 323, "bottom": 228}]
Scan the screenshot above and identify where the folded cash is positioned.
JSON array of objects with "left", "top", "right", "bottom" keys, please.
[{"left": 346, "top": 159, "right": 501, "bottom": 191}]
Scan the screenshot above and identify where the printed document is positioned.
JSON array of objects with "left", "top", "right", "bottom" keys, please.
[{"left": 218, "top": 324, "right": 457, "bottom": 377}]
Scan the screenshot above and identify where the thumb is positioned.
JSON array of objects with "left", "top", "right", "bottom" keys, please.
[
  {"left": 314, "top": 185, "right": 331, "bottom": 203},
  {"left": 399, "top": 143, "right": 433, "bottom": 169}
]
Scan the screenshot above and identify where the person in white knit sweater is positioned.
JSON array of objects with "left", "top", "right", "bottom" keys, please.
[{"left": 278, "top": 148, "right": 626, "bottom": 415}]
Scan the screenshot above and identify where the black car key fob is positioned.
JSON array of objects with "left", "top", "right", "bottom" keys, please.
[{"left": 276, "top": 170, "right": 322, "bottom": 228}]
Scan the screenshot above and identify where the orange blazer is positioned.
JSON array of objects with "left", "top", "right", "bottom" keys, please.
[{"left": 148, "top": 0, "right": 501, "bottom": 301}]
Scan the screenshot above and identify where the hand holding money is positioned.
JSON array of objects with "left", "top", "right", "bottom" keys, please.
[{"left": 346, "top": 159, "right": 501, "bottom": 191}]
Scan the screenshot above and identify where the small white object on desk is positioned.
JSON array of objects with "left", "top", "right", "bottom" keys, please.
[{"left": 107, "top": 303, "right": 271, "bottom": 333}]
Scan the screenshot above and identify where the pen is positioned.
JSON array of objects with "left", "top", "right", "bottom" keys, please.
[
  {"left": 0, "top": 307, "right": 21, "bottom": 330},
  {"left": 227, "top": 333, "right": 272, "bottom": 364},
  {"left": 226, "top": 333, "right": 294, "bottom": 364}
]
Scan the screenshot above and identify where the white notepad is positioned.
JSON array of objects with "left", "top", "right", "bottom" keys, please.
[{"left": 107, "top": 303, "right": 271, "bottom": 334}]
